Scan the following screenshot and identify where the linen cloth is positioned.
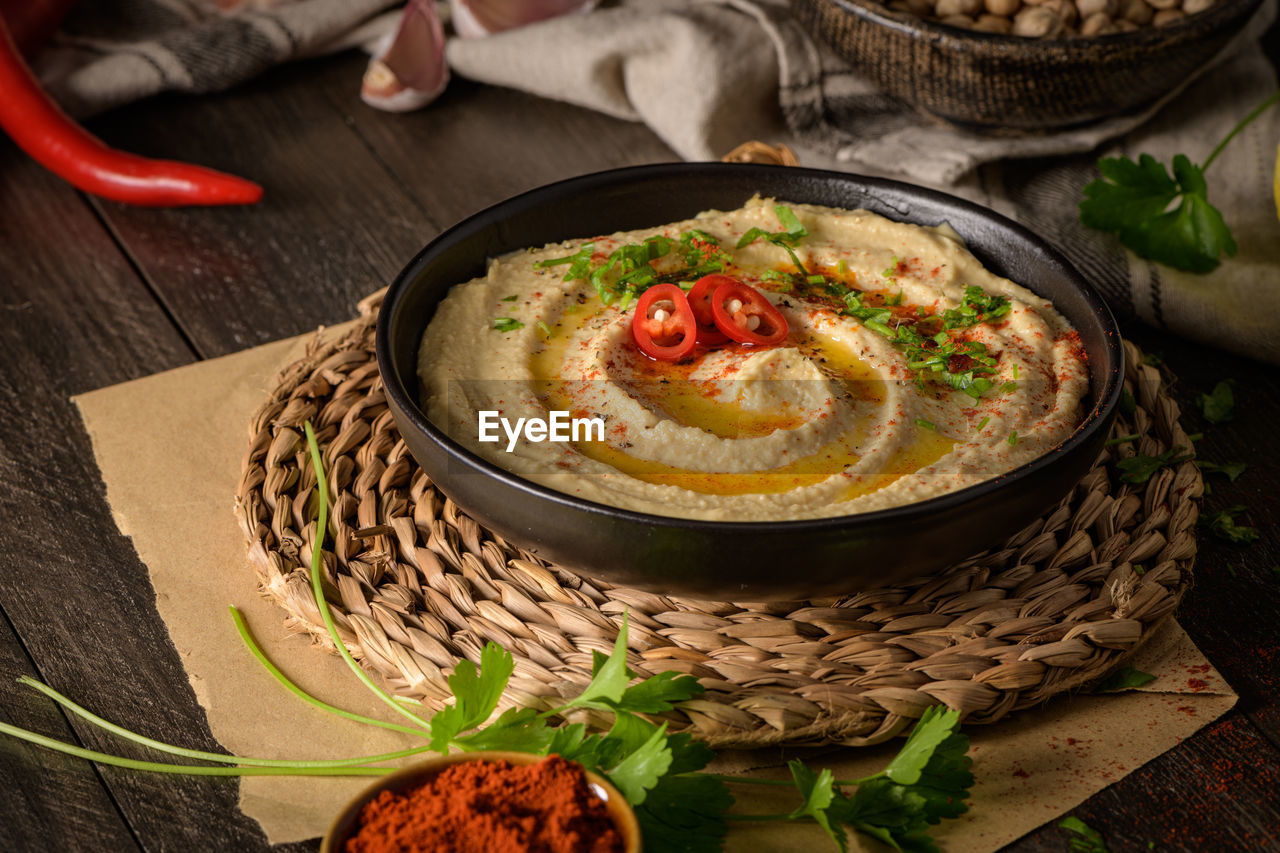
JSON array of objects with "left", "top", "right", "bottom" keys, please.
[{"left": 35, "top": 0, "right": 1280, "bottom": 362}]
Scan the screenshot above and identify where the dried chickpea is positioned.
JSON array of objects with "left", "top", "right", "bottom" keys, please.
[
  {"left": 940, "top": 12, "right": 978, "bottom": 25},
  {"left": 1144, "top": 0, "right": 1179, "bottom": 9},
  {"left": 1042, "top": 0, "right": 1078, "bottom": 25},
  {"left": 985, "top": 0, "right": 1022, "bottom": 14},
  {"left": 1120, "top": 0, "right": 1154, "bottom": 23},
  {"left": 1182, "top": 0, "right": 1215, "bottom": 13},
  {"left": 906, "top": 0, "right": 936, "bottom": 16},
  {"left": 937, "top": 0, "right": 985, "bottom": 16},
  {"left": 1153, "top": 7, "right": 1185, "bottom": 22},
  {"left": 974, "top": 11, "right": 1015, "bottom": 30},
  {"left": 1113, "top": 17, "right": 1139, "bottom": 28},
  {"left": 1013, "top": 5, "right": 1065, "bottom": 35},
  {"left": 1075, "top": 0, "right": 1115, "bottom": 17},
  {"left": 1080, "top": 11, "right": 1116, "bottom": 33}
]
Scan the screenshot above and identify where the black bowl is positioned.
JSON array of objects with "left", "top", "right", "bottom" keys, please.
[{"left": 377, "top": 163, "right": 1122, "bottom": 600}]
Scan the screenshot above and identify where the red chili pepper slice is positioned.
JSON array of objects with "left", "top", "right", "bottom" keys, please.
[
  {"left": 0, "top": 20, "right": 263, "bottom": 207},
  {"left": 631, "top": 283, "right": 697, "bottom": 362},
  {"left": 710, "top": 279, "right": 789, "bottom": 346},
  {"left": 686, "top": 274, "right": 732, "bottom": 345}
]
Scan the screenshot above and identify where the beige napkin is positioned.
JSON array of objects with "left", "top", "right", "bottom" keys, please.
[{"left": 70, "top": 320, "right": 1237, "bottom": 848}]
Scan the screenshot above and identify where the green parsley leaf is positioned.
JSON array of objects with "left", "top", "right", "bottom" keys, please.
[
  {"left": 1079, "top": 153, "right": 1237, "bottom": 273},
  {"left": 1199, "top": 506, "right": 1261, "bottom": 544},
  {"left": 1104, "top": 433, "right": 1140, "bottom": 447},
  {"left": 634, "top": 774, "right": 732, "bottom": 853},
  {"left": 976, "top": 416, "right": 990, "bottom": 431},
  {"left": 915, "top": 418, "right": 936, "bottom": 431},
  {"left": 605, "top": 717, "right": 673, "bottom": 804},
  {"left": 536, "top": 320, "right": 553, "bottom": 338},
  {"left": 1196, "top": 380, "right": 1235, "bottom": 424},
  {"left": 566, "top": 615, "right": 634, "bottom": 710},
  {"left": 884, "top": 706, "right": 964, "bottom": 787},
  {"left": 428, "top": 643, "right": 514, "bottom": 750},
  {"left": 824, "top": 707, "right": 973, "bottom": 853},
  {"left": 452, "top": 706, "right": 555, "bottom": 753},
  {"left": 1059, "top": 816, "right": 1111, "bottom": 853},
  {"left": 788, "top": 761, "right": 846, "bottom": 850},
  {"left": 493, "top": 317, "right": 524, "bottom": 333},
  {"left": 500, "top": 294, "right": 518, "bottom": 302},
  {"left": 1120, "top": 388, "right": 1137, "bottom": 417},
  {"left": 1008, "top": 431, "right": 1019, "bottom": 446},
  {"left": 1095, "top": 666, "right": 1157, "bottom": 693},
  {"left": 1115, "top": 447, "right": 1192, "bottom": 483},
  {"left": 1196, "top": 460, "right": 1247, "bottom": 482},
  {"left": 607, "top": 670, "right": 704, "bottom": 714}
]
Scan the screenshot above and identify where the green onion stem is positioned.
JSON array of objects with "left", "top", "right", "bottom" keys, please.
[
  {"left": 303, "top": 422, "right": 433, "bottom": 732},
  {"left": 0, "top": 721, "right": 390, "bottom": 777},
  {"left": 1203, "top": 89, "right": 1280, "bottom": 171},
  {"left": 17, "top": 676, "right": 432, "bottom": 769},
  {"left": 229, "top": 606, "right": 426, "bottom": 737}
]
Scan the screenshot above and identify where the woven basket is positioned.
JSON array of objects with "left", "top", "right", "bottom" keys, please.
[
  {"left": 790, "top": 0, "right": 1263, "bottom": 129},
  {"left": 236, "top": 294, "right": 1200, "bottom": 748}
]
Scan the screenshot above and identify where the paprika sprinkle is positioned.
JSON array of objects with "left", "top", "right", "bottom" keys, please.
[{"left": 345, "top": 755, "right": 625, "bottom": 853}]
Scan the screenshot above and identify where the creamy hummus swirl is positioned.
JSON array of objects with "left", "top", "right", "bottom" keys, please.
[{"left": 419, "top": 198, "right": 1088, "bottom": 521}]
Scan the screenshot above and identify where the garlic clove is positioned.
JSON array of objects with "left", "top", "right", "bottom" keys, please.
[{"left": 361, "top": 0, "right": 450, "bottom": 113}]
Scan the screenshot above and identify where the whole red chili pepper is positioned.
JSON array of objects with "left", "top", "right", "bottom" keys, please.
[{"left": 0, "top": 19, "right": 262, "bottom": 207}]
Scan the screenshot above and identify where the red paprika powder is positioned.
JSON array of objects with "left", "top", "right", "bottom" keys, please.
[{"left": 345, "top": 755, "right": 625, "bottom": 853}]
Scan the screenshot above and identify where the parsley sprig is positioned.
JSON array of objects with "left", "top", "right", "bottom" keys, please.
[
  {"left": 1079, "top": 89, "right": 1279, "bottom": 273},
  {"left": 1115, "top": 446, "right": 1192, "bottom": 483},
  {"left": 0, "top": 421, "right": 976, "bottom": 853}
]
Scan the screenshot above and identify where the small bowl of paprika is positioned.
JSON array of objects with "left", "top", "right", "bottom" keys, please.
[{"left": 321, "top": 751, "right": 642, "bottom": 853}]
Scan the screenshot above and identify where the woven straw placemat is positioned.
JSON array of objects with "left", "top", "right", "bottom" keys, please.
[{"left": 236, "top": 292, "right": 1200, "bottom": 748}]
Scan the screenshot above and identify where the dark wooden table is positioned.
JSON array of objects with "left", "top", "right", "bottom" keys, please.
[{"left": 2, "top": 30, "right": 1279, "bottom": 853}]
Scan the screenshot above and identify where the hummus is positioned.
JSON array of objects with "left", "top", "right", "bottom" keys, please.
[{"left": 418, "top": 198, "right": 1088, "bottom": 521}]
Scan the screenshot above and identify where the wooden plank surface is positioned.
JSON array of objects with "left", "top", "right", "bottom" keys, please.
[
  {"left": 0, "top": 137, "right": 291, "bottom": 852},
  {"left": 0, "top": 19, "right": 1277, "bottom": 853}
]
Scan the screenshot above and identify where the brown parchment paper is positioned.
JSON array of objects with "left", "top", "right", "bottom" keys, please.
[{"left": 73, "top": 323, "right": 1236, "bottom": 850}]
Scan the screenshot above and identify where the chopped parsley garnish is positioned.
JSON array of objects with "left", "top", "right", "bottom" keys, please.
[
  {"left": 737, "top": 204, "right": 810, "bottom": 284},
  {"left": 1104, "top": 433, "right": 1140, "bottom": 447},
  {"left": 537, "top": 229, "right": 732, "bottom": 307},
  {"left": 501, "top": 294, "right": 518, "bottom": 302},
  {"left": 536, "top": 321, "right": 553, "bottom": 338},
  {"left": 1120, "top": 389, "right": 1137, "bottom": 417},
  {"left": 915, "top": 418, "right": 936, "bottom": 431},
  {"left": 1196, "top": 460, "right": 1247, "bottom": 482},
  {"left": 1196, "top": 380, "right": 1235, "bottom": 424},
  {"left": 493, "top": 317, "right": 524, "bottom": 333},
  {"left": 1058, "top": 816, "right": 1110, "bottom": 852},
  {"left": 1008, "top": 431, "right": 1019, "bottom": 446},
  {"left": 1002, "top": 381, "right": 1018, "bottom": 393},
  {"left": 941, "top": 285, "right": 1012, "bottom": 330},
  {"left": 976, "top": 416, "right": 991, "bottom": 431},
  {"left": 1115, "top": 447, "right": 1192, "bottom": 483},
  {"left": 1200, "top": 506, "right": 1260, "bottom": 544},
  {"left": 885, "top": 290, "right": 904, "bottom": 306},
  {"left": 1096, "top": 666, "right": 1157, "bottom": 693},
  {"left": 882, "top": 255, "right": 900, "bottom": 282}
]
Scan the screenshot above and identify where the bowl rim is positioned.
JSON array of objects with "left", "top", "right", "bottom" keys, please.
[
  {"left": 377, "top": 161, "right": 1124, "bottom": 533},
  {"left": 321, "top": 751, "right": 642, "bottom": 853},
  {"left": 815, "top": 0, "right": 1264, "bottom": 49}
]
